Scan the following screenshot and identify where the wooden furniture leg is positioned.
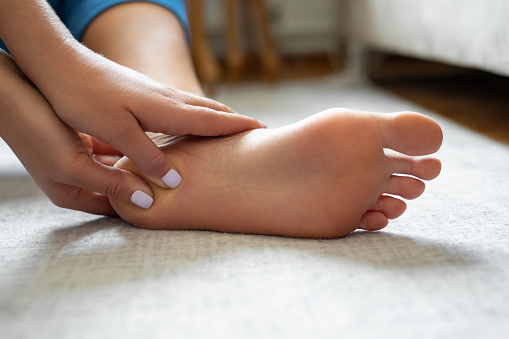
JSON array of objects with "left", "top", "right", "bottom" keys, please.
[
  {"left": 248, "top": 0, "right": 280, "bottom": 82},
  {"left": 225, "top": 0, "right": 245, "bottom": 82},
  {"left": 188, "top": 0, "right": 221, "bottom": 94}
]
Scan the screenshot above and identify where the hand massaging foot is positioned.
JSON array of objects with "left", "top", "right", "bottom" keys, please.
[{"left": 110, "top": 108, "right": 443, "bottom": 238}]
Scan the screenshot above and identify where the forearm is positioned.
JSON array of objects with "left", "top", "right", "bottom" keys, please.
[
  {"left": 0, "top": 0, "right": 86, "bottom": 89},
  {"left": 0, "top": 50, "right": 47, "bottom": 152},
  {"left": 0, "top": 50, "right": 26, "bottom": 139}
]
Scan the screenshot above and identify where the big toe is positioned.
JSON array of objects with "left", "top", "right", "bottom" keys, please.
[{"left": 379, "top": 112, "right": 443, "bottom": 156}]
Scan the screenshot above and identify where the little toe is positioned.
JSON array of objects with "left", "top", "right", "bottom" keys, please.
[
  {"left": 388, "top": 154, "right": 442, "bottom": 180},
  {"left": 359, "top": 211, "right": 388, "bottom": 231},
  {"left": 386, "top": 175, "right": 425, "bottom": 200},
  {"left": 359, "top": 196, "right": 407, "bottom": 231}
]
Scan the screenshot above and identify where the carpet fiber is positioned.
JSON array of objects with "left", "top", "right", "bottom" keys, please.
[{"left": 1, "top": 76, "right": 508, "bottom": 338}]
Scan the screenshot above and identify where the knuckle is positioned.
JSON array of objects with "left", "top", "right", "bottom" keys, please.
[
  {"left": 203, "top": 97, "right": 220, "bottom": 107},
  {"left": 165, "top": 95, "right": 185, "bottom": 110},
  {"left": 407, "top": 159, "right": 416, "bottom": 174},
  {"left": 174, "top": 99, "right": 188, "bottom": 110},
  {"left": 139, "top": 151, "right": 167, "bottom": 177},
  {"left": 104, "top": 177, "right": 127, "bottom": 200},
  {"left": 213, "top": 101, "right": 232, "bottom": 113},
  {"left": 198, "top": 109, "right": 229, "bottom": 135}
]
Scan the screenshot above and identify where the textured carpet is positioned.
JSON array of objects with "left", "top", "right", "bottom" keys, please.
[{"left": 1, "top": 76, "right": 508, "bottom": 338}]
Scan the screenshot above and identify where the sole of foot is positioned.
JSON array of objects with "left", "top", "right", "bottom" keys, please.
[{"left": 110, "top": 108, "right": 442, "bottom": 238}]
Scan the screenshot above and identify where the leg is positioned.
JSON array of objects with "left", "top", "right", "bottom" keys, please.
[
  {"left": 79, "top": 3, "right": 443, "bottom": 238},
  {"left": 110, "top": 108, "right": 442, "bottom": 238},
  {"left": 82, "top": 2, "right": 206, "bottom": 143},
  {"left": 82, "top": 2, "right": 203, "bottom": 95}
]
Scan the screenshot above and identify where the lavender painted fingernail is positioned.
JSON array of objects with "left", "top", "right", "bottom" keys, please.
[
  {"left": 258, "top": 120, "right": 268, "bottom": 128},
  {"left": 131, "top": 191, "right": 153, "bottom": 209},
  {"left": 162, "top": 169, "right": 182, "bottom": 188}
]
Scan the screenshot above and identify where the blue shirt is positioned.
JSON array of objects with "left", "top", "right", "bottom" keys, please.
[{"left": 0, "top": 0, "right": 188, "bottom": 53}]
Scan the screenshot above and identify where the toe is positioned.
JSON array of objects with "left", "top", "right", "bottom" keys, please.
[
  {"left": 359, "top": 211, "right": 388, "bottom": 231},
  {"left": 358, "top": 196, "right": 407, "bottom": 232},
  {"left": 378, "top": 112, "right": 443, "bottom": 156},
  {"left": 386, "top": 175, "right": 425, "bottom": 200},
  {"left": 371, "top": 195, "right": 407, "bottom": 219},
  {"left": 388, "top": 154, "right": 442, "bottom": 180}
]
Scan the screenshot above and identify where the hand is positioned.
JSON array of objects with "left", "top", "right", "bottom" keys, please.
[
  {"left": 77, "top": 131, "right": 123, "bottom": 167},
  {"left": 0, "top": 53, "right": 153, "bottom": 215},
  {"left": 0, "top": 0, "right": 264, "bottom": 213},
  {"left": 35, "top": 46, "right": 265, "bottom": 188}
]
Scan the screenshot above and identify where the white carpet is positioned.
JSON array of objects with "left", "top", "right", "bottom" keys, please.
[{"left": 1, "top": 75, "right": 508, "bottom": 338}]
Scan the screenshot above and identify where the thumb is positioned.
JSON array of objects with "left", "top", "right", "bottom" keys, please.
[{"left": 105, "top": 125, "right": 182, "bottom": 190}]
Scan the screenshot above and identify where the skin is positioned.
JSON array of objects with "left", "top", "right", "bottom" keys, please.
[
  {"left": 110, "top": 108, "right": 442, "bottom": 238},
  {"left": 0, "top": 2, "right": 443, "bottom": 238},
  {"left": 80, "top": 3, "right": 442, "bottom": 238},
  {"left": 0, "top": 0, "right": 264, "bottom": 214}
]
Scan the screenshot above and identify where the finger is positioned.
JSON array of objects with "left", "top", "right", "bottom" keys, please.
[
  {"left": 174, "top": 89, "right": 237, "bottom": 114},
  {"left": 77, "top": 132, "right": 94, "bottom": 156},
  {"left": 89, "top": 135, "right": 123, "bottom": 156},
  {"left": 179, "top": 105, "right": 266, "bottom": 135},
  {"left": 93, "top": 155, "right": 121, "bottom": 167},
  {"left": 62, "top": 155, "right": 156, "bottom": 210},
  {"left": 150, "top": 102, "right": 266, "bottom": 136},
  {"left": 77, "top": 132, "right": 123, "bottom": 156},
  {"left": 106, "top": 125, "right": 181, "bottom": 189},
  {"left": 132, "top": 94, "right": 266, "bottom": 137}
]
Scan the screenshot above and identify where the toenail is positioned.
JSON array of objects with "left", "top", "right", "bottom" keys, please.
[
  {"left": 162, "top": 169, "right": 182, "bottom": 188},
  {"left": 131, "top": 191, "right": 153, "bottom": 209}
]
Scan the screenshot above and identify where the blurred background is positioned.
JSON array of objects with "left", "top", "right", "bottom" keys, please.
[{"left": 188, "top": 0, "right": 509, "bottom": 145}]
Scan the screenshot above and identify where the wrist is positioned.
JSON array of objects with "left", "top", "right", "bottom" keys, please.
[
  {"left": 0, "top": 0, "right": 83, "bottom": 88},
  {"left": 0, "top": 59, "right": 33, "bottom": 139}
]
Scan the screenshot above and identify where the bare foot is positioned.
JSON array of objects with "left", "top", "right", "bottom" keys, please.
[{"left": 110, "top": 108, "right": 442, "bottom": 238}]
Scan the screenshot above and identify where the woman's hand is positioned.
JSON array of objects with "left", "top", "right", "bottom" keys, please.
[
  {"left": 0, "top": 0, "right": 264, "bottom": 189},
  {"left": 0, "top": 52, "right": 154, "bottom": 214},
  {"left": 36, "top": 47, "right": 264, "bottom": 188}
]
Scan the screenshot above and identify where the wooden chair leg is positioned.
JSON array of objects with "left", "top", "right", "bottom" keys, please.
[
  {"left": 225, "top": 0, "right": 245, "bottom": 82},
  {"left": 247, "top": 0, "right": 280, "bottom": 82},
  {"left": 188, "top": 0, "right": 221, "bottom": 94}
]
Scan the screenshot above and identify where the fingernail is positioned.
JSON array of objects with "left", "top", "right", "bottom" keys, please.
[
  {"left": 162, "top": 169, "right": 182, "bottom": 188},
  {"left": 131, "top": 190, "right": 153, "bottom": 209},
  {"left": 258, "top": 120, "right": 268, "bottom": 128}
]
